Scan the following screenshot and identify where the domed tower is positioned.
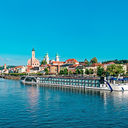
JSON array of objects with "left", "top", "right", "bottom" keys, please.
[
  {"left": 45, "top": 53, "right": 49, "bottom": 64},
  {"left": 55, "top": 53, "right": 59, "bottom": 62}
]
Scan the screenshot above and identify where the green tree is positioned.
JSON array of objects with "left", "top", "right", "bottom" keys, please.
[
  {"left": 97, "top": 66, "right": 105, "bottom": 77},
  {"left": 44, "top": 68, "right": 49, "bottom": 75},
  {"left": 85, "top": 59, "right": 91, "bottom": 66},
  {"left": 75, "top": 69, "right": 83, "bottom": 74},
  {"left": 125, "top": 72, "right": 128, "bottom": 76},
  {"left": 102, "top": 59, "right": 128, "bottom": 64},
  {"left": 89, "top": 69, "right": 94, "bottom": 74},
  {"left": 106, "top": 64, "right": 125, "bottom": 76},
  {"left": 75, "top": 69, "right": 80, "bottom": 74},
  {"left": 80, "top": 69, "right": 84, "bottom": 74},
  {"left": 69, "top": 71, "right": 73, "bottom": 75},
  {"left": 90, "top": 57, "right": 98, "bottom": 64},
  {"left": 63, "top": 68, "right": 68, "bottom": 75},
  {"left": 85, "top": 69, "right": 90, "bottom": 75},
  {"left": 41, "top": 60, "right": 47, "bottom": 65},
  {"left": 85, "top": 59, "right": 89, "bottom": 64},
  {"left": 59, "top": 70, "right": 64, "bottom": 75}
]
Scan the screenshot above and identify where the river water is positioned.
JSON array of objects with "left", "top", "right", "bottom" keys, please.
[{"left": 0, "top": 79, "right": 128, "bottom": 128}]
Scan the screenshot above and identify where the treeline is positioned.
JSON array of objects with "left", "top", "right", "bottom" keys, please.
[
  {"left": 102, "top": 59, "right": 128, "bottom": 64},
  {"left": 60, "top": 64, "right": 126, "bottom": 77},
  {"left": 59, "top": 68, "right": 94, "bottom": 75}
]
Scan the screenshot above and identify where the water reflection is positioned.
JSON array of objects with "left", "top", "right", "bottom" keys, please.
[
  {"left": 25, "top": 85, "right": 40, "bottom": 113},
  {"left": 35, "top": 85, "right": 128, "bottom": 109},
  {"left": 1, "top": 80, "right": 128, "bottom": 128}
]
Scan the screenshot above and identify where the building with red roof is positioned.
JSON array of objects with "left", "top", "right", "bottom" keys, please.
[
  {"left": 65, "top": 59, "right": 79, "bottom": 65},
  {"left": 51, "top": 61, "right": 64, "bottom": 66}
]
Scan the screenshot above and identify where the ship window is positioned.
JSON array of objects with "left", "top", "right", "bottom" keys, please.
[
  {"left": 89, "top": 80, "right": 92, "bottom": 83},
  {"left": 96, "top": 80, "right": 99, "bottom": 83},
  {"left": 92, "top": 80, "right": 95, "bottom": 83},
  {"left": 89, "top": 84, "right": 92, "bottom": 87},
  {"left": 79, "top": 80, "right": 82, "bottom": 82},
  {"left": 93, "top": 84, "right": 95, "bottom": 87},
  {"left": 96, "top": 84, "right": 100, "bottom": 87},
  {"left": 86, "top": 80, "right": 88, "bottom": 83}
]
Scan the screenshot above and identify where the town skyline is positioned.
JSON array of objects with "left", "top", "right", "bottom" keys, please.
[
  {"left": 1, "top": 48, "right": 127, "bottom": 78},
  {"left": 0, "top": 47, "right": 128, "bottom": 66}
]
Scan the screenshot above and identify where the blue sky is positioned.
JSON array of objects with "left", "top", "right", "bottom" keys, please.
[{"left": 0, "top": 0, "right": 128, "bottom": 65}]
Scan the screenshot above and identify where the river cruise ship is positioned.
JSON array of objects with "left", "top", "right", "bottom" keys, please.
[{"left": 20, "top": 76, "right": 128, "bottom": 91}]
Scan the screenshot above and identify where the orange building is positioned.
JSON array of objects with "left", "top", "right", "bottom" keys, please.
[{"left": 65, "top": 59, "right": 79, "bottom": 65}]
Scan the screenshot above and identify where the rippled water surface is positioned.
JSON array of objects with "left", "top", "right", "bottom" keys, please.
[{"left": 0, "top": 79, "right": 128, "bottom": 128}]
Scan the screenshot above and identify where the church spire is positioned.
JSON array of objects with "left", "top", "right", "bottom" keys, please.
[
  {"left": 56, "top": 53, "right": 59, "bottom": 62},
  {"left": 32, "top": 48, "right": 35, "bottom": 59},
  {"left": 45, "top": 53, "right": 49, "bottom": 64},
  {"left": 32, "top": 48, "right": 35, "bottom": 51}
]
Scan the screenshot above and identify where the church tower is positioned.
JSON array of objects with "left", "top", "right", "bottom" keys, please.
[
  {"left": 4, "top": 64, "right": 7, "bottom": 70},
  {"left": 32, "top": 48, "right": 35, "bottom": 59},
  {"left": 55, "top": 53, "right": 59, "bottom": 62},
  {"left": 27, "top": 48, "right": 40, "bottom": 67},
  {"left": 45, "top": 53, "right": 49, "bottom": 64}
]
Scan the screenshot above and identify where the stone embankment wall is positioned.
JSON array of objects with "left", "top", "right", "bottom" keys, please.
[{"left": 3, "top": 75, "right": 21, "bottom": 80}]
